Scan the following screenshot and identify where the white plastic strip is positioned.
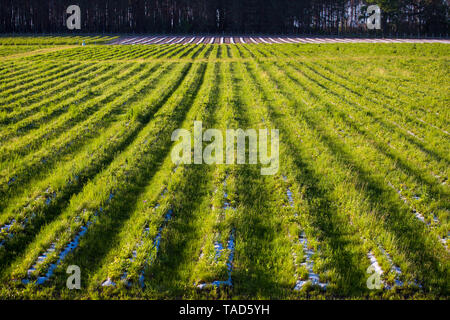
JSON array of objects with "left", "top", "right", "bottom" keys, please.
[
  {"left": 268, "top": 37, "right": 281, "bottom": 44},
  {"left": 186, "top": 37, "right": 196, "bottom": 44},
  {"left": 278, "top": 37, "right": 291, "bottom": 43},
  {"left": 120, "top": 37, "right": 138, "bottom": 44},
  {"left": 153, "top": 36, "right": 167, "bottom": 44},
  {"left": 163, "top": 37, "right": 177, "bottom": 44},
  {"left": 173, "top": 37, "right": 185, "bottom": 44}
]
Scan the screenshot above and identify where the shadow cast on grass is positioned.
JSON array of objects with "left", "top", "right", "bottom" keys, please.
[
  {"left": 0, "top": 63, "right": 192, "bottom": 275},
  {"left": 243, "top": 61, "right": 368, "bottom": 297},
  {"left": 278, "top": 60, "right": 448, "bottom": 201},
  {"left": 54, "top": 63, "right": 208, "bottom": 288},
  {"left": 256, "top": 59, "right": 448, "bottom": 293},
  {"left": 128, "top": 63, "right": 222, "bottom": 298}
]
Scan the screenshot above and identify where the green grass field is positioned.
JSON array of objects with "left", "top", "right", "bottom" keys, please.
[{"left": 0, "top": 37, "right": 448, "bottom": 299}]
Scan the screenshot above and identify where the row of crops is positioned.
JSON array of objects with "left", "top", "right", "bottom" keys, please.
[
  {"left": 0, "top": 40, "right": 448, "bottom": 299},
  {"left": 0, "top": 36, "right": 118, "bottom": 46}
]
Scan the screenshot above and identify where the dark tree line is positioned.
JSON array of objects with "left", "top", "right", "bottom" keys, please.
[{"left": 0, "top": 0, "right": 448, "bottom": 36}]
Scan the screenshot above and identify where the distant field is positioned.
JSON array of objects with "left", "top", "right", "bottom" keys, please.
[
  {"left": 0, "top": 46, "right": 45, "bottom": 57},
  {"left": 0, "top": 37, "right": 448, "bottom": 299},
  {"left": 0, "top": 35, "right": 118, "bottom": 46}
]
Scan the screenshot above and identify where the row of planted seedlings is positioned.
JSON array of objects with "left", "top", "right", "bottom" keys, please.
[
  {"left": 0, "top": 62, "right": 88, "bottom": 108},
  {"left": 191, "top": 168, "right": 236, "bottom": 291},
  {"left": 3, "top": 43, "right": 218, "bottom": 161},
  {"left": 242, "top": 57, "right": 447, "bottom": 295},
  {"left": 276, "top": 44, "right": 449, "bottom": 137},
  {"left": 150, "top": 43, "right": 197, "bottom": 60},
  {"left": 2, "top": 63, "right": 94, "bottom": 118},
  {"left": 91, "top": 42, "right": 182, "bottom": 60},
  {"left": 255, "top": 55, "right": 449, "bottom": 247},
  {"left": 236, "top": 53, "right": 411, "bottom": 296},
  {"left": 0, "top": 63, "right": 119, "bottom": 139},
  {"left": 0, "top": 59, "right": 42, "bottom": 80},
  {"left": 192, "top": 62, "right": 273, "bottom": 298},
  {"left": 229, "top": 60, "right": 290, "bottom": 297},
  {"left": 20, "top": 44, "right": 128, "bottom": 62},
  {"left": 0, "top": 61, "right": 139, "bottom": 158},
  {"left": 0, "top": 59, "right": 63, "bottom": 88},
  {"left": 121, "top": 59, "right": 224, "bottom": 299},
  {"left": 195, "top": 60, "right": 290, "bottom": 298},
  {"left": 1, "top": 64, "right": 109, "bottom": 130},
  {"left": 0, "top": 58, "right": 78, "bottom": 86},
  {"left": 176, "top": 44, "right": 207, "bottom": 60},
  {"left": 221, "top": 45, "right": 233, "bottom": 59},
  {"left": 1, "top": 56, "right": 131, "bottom": 109},
  {"left": 251, "top": 45, "right": 447, "bottom": 264},
  {"left": 307, "top": 58, "right": 450, "bottom": 155},
  {"left": 0, "top": 46, "right": 44, "bottom": 58},
  {"left": 229, "top": 55, "right": 334, "bottom": 298},
  {"left": 308, "top": 58, "right": 450, "bottom": 133},
  {"left": 37, "top": 43, "right": 174, "bottom": 62},
  {"left": 290, "top": 57, "right": 450, "bottom": 163},
  {"left": 193, "top": 44, "right": 217, "bottom": 61},
  {"left": 69, "top": 44, "right": 171, "bottom": 61},
  {"left": 94, "top": 61, "right": 221, "bottom": 297},
  {"left": 110, "top": 43, "right": 191, "bottom": 60},
  {"left": 300, "top": 57, "right": 450, "bottom": 187},
  {"left": 300, "top": 56, "right": 449, "bottom": 245},
  {"left": 224, "top": 45, "right": 239, "bottom": 59},
  {"left": 170, "top": 43, "right": 211, "bottom": 60},
  {"left": 0, "top": 61, "right": 98, "bottom": 104},
  {"left": 0, "top": 62, "right": 158, "bottom": 210},
  {"left": 234, "top": 58, "right": 336, "bottom": 299},
  {"left": 190, "top": 62, "right": 239, "bottom": 295},
  {"left": 302, "top": 55, "right": 442, "bottom": 130},
  {"left": 0, "top": 62, "right": 98, "bottom": 126},
  {"left": 135, "top": 43, "right": 214, "bottom": 62},
  {"left": 3, "top": 61, "right": 206, "bottom": 290},
  {"left": 0, "top": 55, "right": 71, "bottom": 82},
  {"left": 35, "top": 42, "right": 209, "bottom": 63},
  {"left": 325, "top": 55, "right": 450, "bottom": 118},
  {"left": 136, "top": 43, "right": 207, "bottom": 62},
  {"left": 0, "top": 62, "right": 190, "bottom": 261},
  {"left": 0, "top": 62, "right": 114, "bottom": 130},
  {"left": 249, "top": 43, "right": 448, "bottom": 118},
  {"left": 156, "top": 44, "right": 216, "bottom": 62},
  {"left": 75, "top": 44, "right": 165, "bottom": 60}
]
